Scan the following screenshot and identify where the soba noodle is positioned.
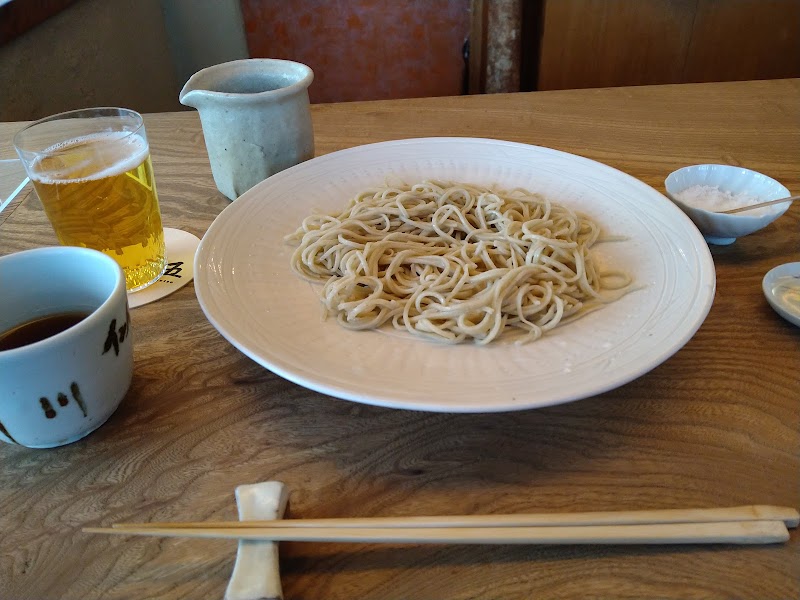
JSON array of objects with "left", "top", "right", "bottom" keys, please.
[{"left": 286, "top": 181, "right": 630, "bottom": 345}]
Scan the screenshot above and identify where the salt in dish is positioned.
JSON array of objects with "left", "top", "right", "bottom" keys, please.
[{"left": 675, "top": 185, "right": 763, "bottom": 214}]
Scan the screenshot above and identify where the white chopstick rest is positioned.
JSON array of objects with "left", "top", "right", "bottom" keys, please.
[{"left": 225, "top": 482, "right": 289, "bottom": 600}]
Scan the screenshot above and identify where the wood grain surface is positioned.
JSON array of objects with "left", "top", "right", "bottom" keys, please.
[{"left": 0, "top": 80, "right": 798, "bottom": 600}]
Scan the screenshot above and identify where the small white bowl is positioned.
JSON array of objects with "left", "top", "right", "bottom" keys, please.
[
  {"left": 664, "top": 164, "right": 791, "bottom": 245},
  {"left": 762, "top": 262, "right": 800, "bottom": 327}
]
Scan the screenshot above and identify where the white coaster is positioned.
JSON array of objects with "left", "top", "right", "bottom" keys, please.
[{"left": 128, "top": 228, "right": 201, "bottom": 308}]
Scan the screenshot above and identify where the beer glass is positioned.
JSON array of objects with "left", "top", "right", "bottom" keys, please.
[{"left": 14, "top": 108, "right": 167, "bottom": 292}]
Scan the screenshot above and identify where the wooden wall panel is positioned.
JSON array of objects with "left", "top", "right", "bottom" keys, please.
[
  {"left": 536, "top": 0, "right": 696, "bottom": 90},
  {"left": 0, "top": 0, "right": 78, "bottom": 45},
  {"left": 534, "top": 0, "right": 800, "bottom": 91},
  {"left": 684, "top": 0, "right": 800, "bottom": 83},
  {"left": 240, "top": 0, "right": 471, "bottom": 103}
]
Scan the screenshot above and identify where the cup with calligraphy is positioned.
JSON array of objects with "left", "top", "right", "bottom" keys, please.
[
  {"left": 0, "top": 246, "right": 133, "bottom": 448},
  {"left": 13, "top": 108, "right": 168, "bottom": 292}
]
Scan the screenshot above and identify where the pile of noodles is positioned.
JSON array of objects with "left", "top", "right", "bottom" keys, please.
[{"left": 286, "top": 181, "right": 630, "bottom": 345}]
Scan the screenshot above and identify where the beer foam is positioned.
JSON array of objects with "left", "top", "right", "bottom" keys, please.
[{"left": 31, "top": 131, "right": 150, "bottom": 184}]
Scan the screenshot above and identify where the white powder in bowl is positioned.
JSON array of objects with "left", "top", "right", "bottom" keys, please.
[{"left": 675, "top": 184, "right": 762, "bottom": 212}]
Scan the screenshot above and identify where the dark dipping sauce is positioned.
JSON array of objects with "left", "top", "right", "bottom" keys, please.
[{"left": 0, "top": 312, "right": 89, "bottom": 351}]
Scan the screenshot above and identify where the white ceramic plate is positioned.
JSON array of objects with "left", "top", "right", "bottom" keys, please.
[
  {"left": 195, "top": 138, "right": 716, "bottom": 413},
  {"left": 762, "top": 262, "right": 800, "bottom": 327}
]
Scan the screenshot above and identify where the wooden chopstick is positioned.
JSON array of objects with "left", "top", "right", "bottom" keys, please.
[
  {"left": 83, "top": 520, "right": 790, "bottom": 545},
  {"left": 719, "top": 195, "right": 798, "bottom": 214},
  {"left": 110, "top": 505, "right": 800, "bottom": 530}
]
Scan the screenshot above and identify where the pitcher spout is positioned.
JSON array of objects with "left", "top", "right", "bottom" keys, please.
[
  {"left": 179, "top": 59, "right": 314, "bottom": 110},
  {"left": 178, "top": 84, "right": 206, "bottom": 110}
]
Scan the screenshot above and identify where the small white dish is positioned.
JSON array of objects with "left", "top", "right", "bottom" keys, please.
[
  {"left": 763, "top": 262, "right": 800, "bottom": 327},
  {"left": 664, "top": 164, "right": 791, "bottom": 245}
]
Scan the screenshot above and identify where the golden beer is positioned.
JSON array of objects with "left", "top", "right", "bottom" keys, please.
[{"left": 27, "top": 131, "right": 166, "bottom": 291}]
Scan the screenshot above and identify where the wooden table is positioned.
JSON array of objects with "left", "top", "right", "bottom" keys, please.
[{"left": 1, "top": 80, "right": 798, "bottom": 600}]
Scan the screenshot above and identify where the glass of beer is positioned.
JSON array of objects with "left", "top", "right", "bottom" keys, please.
[{"left": 13, "top": 108, "right": 167, "bottom": 292}]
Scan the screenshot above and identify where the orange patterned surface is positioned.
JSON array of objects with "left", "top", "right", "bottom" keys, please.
[{"left": 240, "top": 0, "right": 471, "bottom": 103}]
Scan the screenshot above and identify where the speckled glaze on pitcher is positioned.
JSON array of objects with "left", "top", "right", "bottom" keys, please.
[{"left": 179, "top": 59, "right": 314, "bottom": 200}]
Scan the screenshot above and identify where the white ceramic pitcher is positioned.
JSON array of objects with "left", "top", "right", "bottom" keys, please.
[{"left": 179, "top": 59, "right": 314, "bottom": 200}]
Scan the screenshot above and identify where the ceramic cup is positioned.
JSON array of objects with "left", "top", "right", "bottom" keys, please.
[
  {"left": 0, "top": 246, "right": 133, "bottom": 448},
  {"left": 179, "top": 58, "right": 315, "bottom": 200}
]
